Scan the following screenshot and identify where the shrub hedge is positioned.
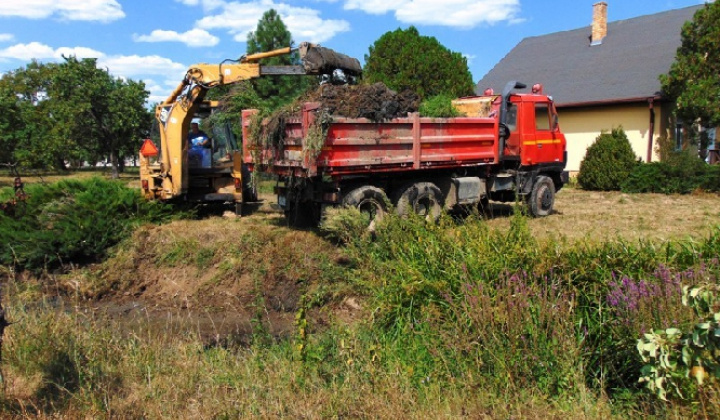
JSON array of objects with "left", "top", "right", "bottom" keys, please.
[
  {"left": 0, "top": 177, "right": 179, "bottom": 272},
  {"left": 578, "top": 128, "right": 639, "bottom": 191},
  {"left": 621, "top": 150, "right": 720, "bottom": 194}
]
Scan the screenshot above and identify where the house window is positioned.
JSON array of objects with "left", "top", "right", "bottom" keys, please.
[
  {"left": 535, "top": 104, "right": 551, "bottom": 131},
  {"left": 675, "top": 121, "right": 683, "bottom": 150},
  {"left": 708, "top": 127, "right": 716, "bottom": 149}
]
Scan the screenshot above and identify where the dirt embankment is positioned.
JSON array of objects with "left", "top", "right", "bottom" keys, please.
[{"left": 48, "top": 203, "right": 361, "bottom": 345}]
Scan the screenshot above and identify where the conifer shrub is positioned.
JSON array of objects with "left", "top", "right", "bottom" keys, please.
[
  {"left": 0, "top": 177, "right": 179, "bottom": 272},
  {"left": 577, "top": 128, "right": 639, "bottom": 191}
]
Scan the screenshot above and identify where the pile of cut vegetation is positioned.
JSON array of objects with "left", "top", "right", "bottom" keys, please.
[
  {"left": 304, "top": 82, "right": 420, "bottom": 121},
  {"left": 247, "top": 82, "right": 421, "bottom": 157}
]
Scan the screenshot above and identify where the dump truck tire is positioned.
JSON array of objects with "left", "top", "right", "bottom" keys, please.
[
  {"left": 528, "top": 175, "right": 555, "bottom": 217},
  {"left": 394, "top": 182, "right": 443, "bottom": 222},
  {"left": 342, "top": 186, "right": 388, "bottom": 231}
]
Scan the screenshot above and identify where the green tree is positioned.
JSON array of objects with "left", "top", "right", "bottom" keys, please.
[
  {"left": 661, "top": 2, "right": 720, "bottom": 129},
  {"left": 246, "top": 9, "right": 310, "bottom": 110},
  {"left": 48, "top": 56, "right": 151, "bottom": 177},
  {"left": 0, "top": 81, "right": 24, "bottom": 164},
  {"left": 364, "top": 26, "right": 475, "bottom": 100},
  {"left": 0, "top": 61, "right": 73, "bottom": 169}
]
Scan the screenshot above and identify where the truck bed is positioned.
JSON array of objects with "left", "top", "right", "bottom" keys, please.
[{"left": 244, "top": 103, "right": 501, "bottom": 178}]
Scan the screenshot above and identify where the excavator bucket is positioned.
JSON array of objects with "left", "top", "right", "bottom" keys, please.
[{"left": 298, "top": 42, "right": 362, "bottom": 76}]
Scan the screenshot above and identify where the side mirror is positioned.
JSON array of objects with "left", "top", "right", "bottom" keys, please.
[{"left": 552, "top": 114, "right": 559, "bottom": 131}]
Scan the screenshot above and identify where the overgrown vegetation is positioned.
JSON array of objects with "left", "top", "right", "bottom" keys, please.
[
  {"left": 2, "top": 204, "right": 719, "bottom": 417},
  {"left": 418, "top": 94, "right": 463, "bottom": 118},
  {"left": 638, "top": 283, "right": 720, "bottom": 402},
  {"left": 577, "top": 127, "right": 639, "bottom": 191},
  {"left": 0, "top": 177, "right": 179, "bottom": 272}
]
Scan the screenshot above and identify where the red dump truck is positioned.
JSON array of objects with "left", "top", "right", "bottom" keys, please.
[{"left": 244, "top": 81, "right": 568, "bottom": 226}]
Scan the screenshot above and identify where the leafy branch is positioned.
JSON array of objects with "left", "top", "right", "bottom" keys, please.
[{"left": 637, "top": 284, "right": 720, "bottom": 400}]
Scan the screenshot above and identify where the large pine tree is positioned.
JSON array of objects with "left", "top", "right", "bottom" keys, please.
[{"left": 246, "top": 9, "right": 310, "bottom": 110}]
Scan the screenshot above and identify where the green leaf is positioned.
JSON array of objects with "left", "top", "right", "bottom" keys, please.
[{"left": 665, "top": 327, "right": 682, "bottom": 336}]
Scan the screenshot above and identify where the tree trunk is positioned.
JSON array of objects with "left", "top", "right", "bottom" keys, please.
[{"left": 110, "top": 149, "right": 119, "bottom": 179}]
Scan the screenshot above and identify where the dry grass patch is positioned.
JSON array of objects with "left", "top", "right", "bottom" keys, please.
[{"left": 486, "top": 187, "right": 719, "bottom": 243}]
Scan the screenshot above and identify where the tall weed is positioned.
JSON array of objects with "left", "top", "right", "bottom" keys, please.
[{"left": 344, "top": 210, "right": 720, "bottom": 397}]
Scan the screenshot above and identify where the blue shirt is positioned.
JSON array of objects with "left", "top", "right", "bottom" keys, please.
[{"left": 189, "top": 130, "right": 210, "bottom": 148}]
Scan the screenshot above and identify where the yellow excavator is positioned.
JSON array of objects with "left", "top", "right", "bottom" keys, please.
[{"left": 139, "top": 42, "right": 361, "bottom": 214}]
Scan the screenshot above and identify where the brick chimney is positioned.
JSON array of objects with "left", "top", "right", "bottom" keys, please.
[{"left": 591, "top": 2, "right": 608, "bottom": 45}]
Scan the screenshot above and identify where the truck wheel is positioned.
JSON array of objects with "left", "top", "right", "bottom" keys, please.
[
  {"left": 528, "top": 175, "right": 555, "bottom": 217},
  {"left": 394, "top": 182, "right": 443, "bottom": 222},
  {"left": 342, "top": 186, "right": 389, "bottom": 231}
]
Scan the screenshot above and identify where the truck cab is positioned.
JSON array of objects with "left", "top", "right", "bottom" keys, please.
[{"left": 501, "top": 86, "right": 566, "bottom": 170}]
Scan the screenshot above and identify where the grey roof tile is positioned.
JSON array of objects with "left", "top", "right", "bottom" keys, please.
[{"left": 476, "top": 5, "right": 703, "bottom": 107}]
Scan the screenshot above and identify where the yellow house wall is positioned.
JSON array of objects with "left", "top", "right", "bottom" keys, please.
[{"left": 558, "top": 104, "right": 663, "bottom": 172}]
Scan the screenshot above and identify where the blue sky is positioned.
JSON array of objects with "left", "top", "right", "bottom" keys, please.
[{"left": 0, "top": 0, "right": 710, "bottom": 103}]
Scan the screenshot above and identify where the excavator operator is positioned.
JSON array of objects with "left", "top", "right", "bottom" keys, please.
[{"left": 189, "top": 120, "right": 210, "bottom": 149}]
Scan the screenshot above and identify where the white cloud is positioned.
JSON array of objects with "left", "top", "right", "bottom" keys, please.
[
  {"left": 343, "top": 0, "right": 405, "bottom": 15},
  {"left": 98, "top": 55, "right": 187, "bottom": 79},
  {"left": 0, "top": 43, "right": 185, "bottom": 80},
  {"left": 141, "top": 78, "right": 174, "bottom": 104},
  {"left": 174, "top": 0, "right": 225, "bottom": 11},
  {"left": 196, "top": 0, "right": 350, "bottom": 43},
  {"left": 344, "top": 0, "right": 521, "bottom": 28},
  {"left": 0, "top": 42, "right": 55, "bottom": 60},
  {"left": 0, "top": 41, "right": 186, "bottom": 104},
  {"left": 0, "top": 0, "right": 125, "bottom": 22},
  {"left": 0, "top": 42, "right": 104, "bottom": 61},
  {"left": 0, "top": 34, "right": 14, "bottom": 42},
  {"left": 98, "top": 56, "right": 189, "bottom": 103},
  {"left": 55, "top": 46, "right": 106, "bottom": 59},
  {"left": 134, "top": 29, "right": 220, "bottom": 47}
]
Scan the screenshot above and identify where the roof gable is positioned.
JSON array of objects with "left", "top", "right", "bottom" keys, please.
[{"left": 476, "top": 5, "right": 702, "bottom": 107}]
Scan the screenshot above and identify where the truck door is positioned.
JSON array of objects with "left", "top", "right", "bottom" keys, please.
[
  {"left": 523, "top": 101, "right": 562, "bottom": 165},
  {"left": 503, "top": 101, "right": 521, "bottom": 158}
]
